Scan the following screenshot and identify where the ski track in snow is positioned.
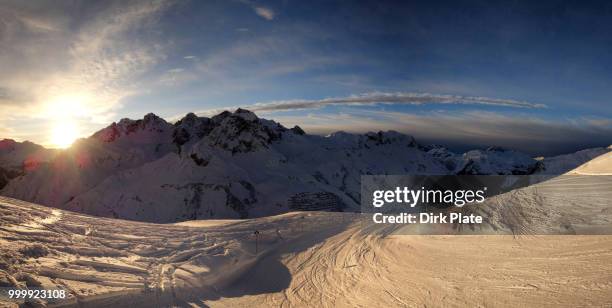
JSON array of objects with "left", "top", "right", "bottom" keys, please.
[{"left": 0, "top": 196, "right": 353, "bottom": 307}]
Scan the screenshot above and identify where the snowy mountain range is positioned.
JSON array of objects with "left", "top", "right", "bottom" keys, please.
[
  {"left": 0, "top": 139, "right": 56, "bottom": 189},
  {"left": 0, "top": 109, "right": 609, "bottom": 222}
]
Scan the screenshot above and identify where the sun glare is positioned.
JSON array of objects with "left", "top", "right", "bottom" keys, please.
[
  {"left": 51, "top": 121, "right": 79, "bottom": 149},
  {"left": 44, "top": 93, "right": 90, "bottom": 149}
]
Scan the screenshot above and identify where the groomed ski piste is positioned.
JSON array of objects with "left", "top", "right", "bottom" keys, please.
[{"left": 1, "top": 152, "right": 612, "bottom": 307}]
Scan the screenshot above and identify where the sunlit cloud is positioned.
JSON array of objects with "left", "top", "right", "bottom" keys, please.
[
  {"left": 0, "top": 125, "right": 14, "bottom": 139},
  {"left": 236, "top": 0, "right": 275, "bottom": 21},
  {"left": 254, "top": 7, "right": 275, "bottom": 20},
  {"left": 193, "top": 92, "right": 546, "bottom": 116}
]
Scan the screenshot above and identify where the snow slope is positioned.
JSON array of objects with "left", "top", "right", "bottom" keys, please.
[
  {"left": 0, "top": 139, "right": 55, "bottom": 170},
  {"left": 569, "top": 147, "right": 612, "bottom": 175},
  {"left": 1, "top": 172, "right": 611, "bottom": 308},
  {"left": 0, "top": 196, "right": 353, "bottom": 307},
  {"left": 0, "top": 139, "right": 56, "bottom": 189},
  {"left": 1, "top": 109, "right": 609, "bottom": 222},
  {"left": 537, "top": 146, "right": 611, "bottom": 174},
  {"left": 1, "top": 114, "right": 175, "bottom": 207}
]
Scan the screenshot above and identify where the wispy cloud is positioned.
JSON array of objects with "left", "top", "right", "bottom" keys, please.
[
  {"left": 254, "top": 7, "right": 275, "bottom": 20},
  {"left": 193, "top": 92, "right": 546, "bottom": 116},
  {"left": 155, "top": 34, "right": 343, "bottom": 94},
  {"left": 236, "top": 0, "right": 275, "bottom": 21},
  {"left": 0, "top": 0, "right": 176, "bottom": 145}
]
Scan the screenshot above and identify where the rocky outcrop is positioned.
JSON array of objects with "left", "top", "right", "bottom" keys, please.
[{"left": 288, "top": 192, "right": 345, "bottom": 211}]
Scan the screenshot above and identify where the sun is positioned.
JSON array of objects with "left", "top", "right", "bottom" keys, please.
[
  {"left": 45, "top": 93, "right": 88, "bottom": 149},
  {"left": 51, "top": 121, "right": 79, "bottom": 149}
]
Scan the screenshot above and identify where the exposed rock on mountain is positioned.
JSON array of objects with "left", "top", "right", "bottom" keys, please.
[
  {"left": 1, "top": 110, "right": 609, "bottom": 222},
  {"left": 205, "top": 108, "right": 285, "bottom": 154},
  {"left": 457, "top": 147, "right": 543, "bottom": 175}
]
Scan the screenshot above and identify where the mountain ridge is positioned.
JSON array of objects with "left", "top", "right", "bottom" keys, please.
[{"left": 0, "top": 109, "right": 609, "bottom": 222}]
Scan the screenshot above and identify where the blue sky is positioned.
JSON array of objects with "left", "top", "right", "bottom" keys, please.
[{"left": 0, "top": 0, "right": 611, "bottom": 155}]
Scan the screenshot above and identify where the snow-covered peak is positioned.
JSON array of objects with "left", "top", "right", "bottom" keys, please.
[
  {"left": 0, "top": 139, "right": 55, "bottom": 170},
  {"left": 204, "top": 109, "right": 286, "bottom": 154},
  {"left": 324, "top": 130, "right": 417, "bottom": 150},
  {"left": 364, "top": 131, "right": 417, "bottom": 147},
  {"left": 0, "top": 138, "right": 17, "bottom": 148},
  {"left": 233, "top": 108, "right": 259, "bottom": 122},
  {"left": 290, "top": 125, "right": 306, "bottom": 135},
  {"left": 0, "top": 139, "right": 43, "bottom": 154},
  {"left": 456, "top": 147, "right": 541, "bottom": 175},
  {"left": 0, "top": 139, "right": 57, "bottom": 189},
  {"left": 426, "top": 146, "right": 460, "bottom": 171},
  {"left": 93, "top": 113, "right": 173, "bottom": 143},
  {"left": 0, "top": 114, "right": 177, "bottom": 206},
  {"left": 173, "top": 113, "right": 214, "bottom": 149},
  {"left": 426, "top": 145, "right": 454, "bottom": 158}
]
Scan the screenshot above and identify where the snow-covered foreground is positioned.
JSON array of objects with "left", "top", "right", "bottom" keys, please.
[
  {"left": 1, "top": 174, "right": 612, "bottom": 308},
  {"left": 0, "top": 196, "right": 354, "bottom": 307},
  {"left": 570, "top": 146, "right": 612, "bottom": 175},
  {"left": 218, "top": 233, "right": 612, "bottom": 307}
]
